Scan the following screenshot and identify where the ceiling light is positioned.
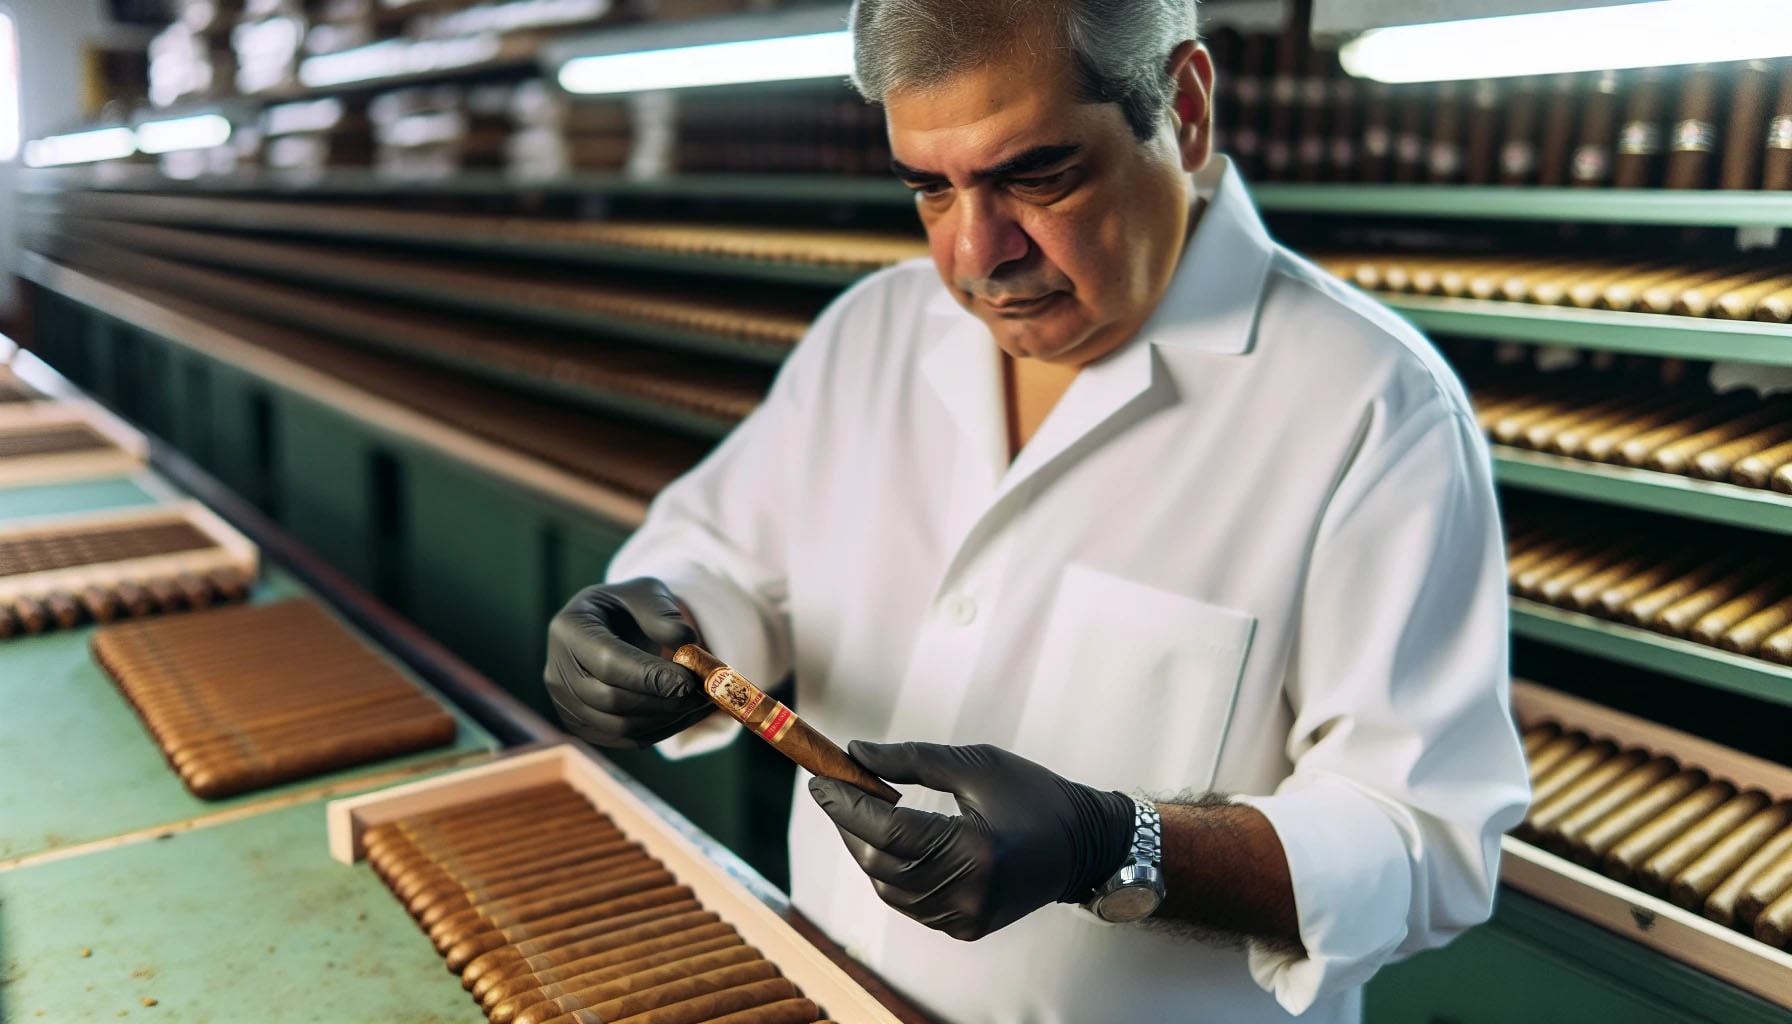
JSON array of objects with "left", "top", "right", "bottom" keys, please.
[
  {"left": 136, "top": 113, "right": 233, "bottom": 154},
  {"left": 22, "top": 127, "right": 136, "bottom": 167}
]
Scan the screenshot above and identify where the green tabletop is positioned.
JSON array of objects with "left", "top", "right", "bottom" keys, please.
[
  {"left": 0, "top": 474, "right": 164, "bottom": 523},
  {"left": 0, "top": 798, "right": 486, "bottom": 1023}
]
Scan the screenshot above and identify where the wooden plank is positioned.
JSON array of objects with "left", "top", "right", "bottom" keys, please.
[{"left": 328, "top": 744, "right": 909, "bottom": 1024}]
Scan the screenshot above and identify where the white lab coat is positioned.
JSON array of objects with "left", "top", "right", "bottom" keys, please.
[{"left": 608, "top": 156, "right": 1531, "bottom": 1023}]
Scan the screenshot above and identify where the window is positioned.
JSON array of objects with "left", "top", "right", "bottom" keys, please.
[{"left": 0, "top": 10, "right": 16, "bottom": 162}]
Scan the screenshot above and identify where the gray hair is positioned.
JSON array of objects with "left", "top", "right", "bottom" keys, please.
[{"left": 849, "top": 0, "right": 1200, "bottom": 141}]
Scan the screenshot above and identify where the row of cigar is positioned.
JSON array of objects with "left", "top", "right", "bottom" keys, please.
[
  {"left": 0, "top": 519, "right": 215, "bottom": 577},
  {"left": 50, "top": 241, "right": 711, "bottom": 502},
  {"left": 1213, "top": 19, "right": 1792, "bottom": 190},
  {"left": 0, "top": 568, "right": 251, "bottom": 640},
  {"left": 92, "top": 599, "right": 457, "bottom": 798},
  {"left": 1520, "top": 721, "right": 1792, "bottom": 947},
  {"left": 1507, "top": 518, "right": 1792, "bottom": 663},
  {"left": 674, "top": 89, "right": 894, "bottom": 179},
  {"left": 367, "top": 781, "right": 835, "bottom": 1024},
  {"left": 1318, "top": 253, "right": 1792, "bottom": 322},
  {"left": 1474, "top": 385, "right": 1792, "bottom": 492},
  {"left": 0, "top": 421, "right": 116, "bottom": 460}
]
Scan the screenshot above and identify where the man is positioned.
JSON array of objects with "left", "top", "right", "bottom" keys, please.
[{"left": 544, "top": 1, "right": 1530, "bottom": 1021}]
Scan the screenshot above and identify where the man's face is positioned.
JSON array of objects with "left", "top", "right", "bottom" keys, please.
[{"left": 885, "top": 45, "right": 1206, "bottom": 366}]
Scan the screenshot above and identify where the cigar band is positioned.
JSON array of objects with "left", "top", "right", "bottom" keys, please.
[
  {"left": 1271, "top": 76, "right": 1298, "bottom": 104},
  {"left": 1300, "top": 78, "right": 1327, "bottom": 106},
  {"left": 1363, "top": 126, "right": 1391, "bottom": 156},
  {"left": 1233, "top": 77, "right": 1262, "bottom": 103},
  {"left": 1770, "top": 116, "right": 1792, "bottom": 150},
  {"left": 1501, "top": 140, "right": 1536, "bottom": 175},
  {"left": 1618, "top": 122, "right": 1661, "bottom": 155},
  {"left": 1472, "top": 80, "right": 1500, "bottom": 109},
  {"left": 757, "top": 702, "right": 796, "bottom": 743},
  {"left": 1571, "top": 145, "right": 1609, "bottom": 182},
  {"left": 1298, "top": 137, "right": 1325, "bottom": 163},
  {"left": 1264, "top": 139, "right": 1292, "bottom": 168},
  {"left": 1396, "top": 134, "right": 1423, "bottom": 163},
  {"left": 1329, "top": 137, "right": 1356, "bottom": 165},
  {"left": 705, "top": 668, "right": 766, "bottom": 720},
  {"left": 1671, "top": 119, "right": 1716, "bottom": 152},
  {"left": 1232, "top": 128, "right": 1259, "bottom": 153}
]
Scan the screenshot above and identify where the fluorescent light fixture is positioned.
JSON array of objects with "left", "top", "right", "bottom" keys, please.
[
  {"left": 558, "top": 30, "right": 851, "bottom": 94},
  {"left": 298, "top": 34, "right": 503, "bottom": 88},
  {"left": 22, "top": 127, "right": 136, "bottom": 167},
  {"left": 136, "top": 113, "right": 233, "bottom": 154},
  {"left": 1341, "top": 0, "right": 1792, "bottom": 83},
  {"left": 0, "top": 12, "right": 17, "bottom": 162}
]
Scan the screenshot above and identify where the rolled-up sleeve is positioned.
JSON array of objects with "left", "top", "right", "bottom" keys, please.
[{"left": 1233, "top": 405, "right": 1531, "bottom": 1014}]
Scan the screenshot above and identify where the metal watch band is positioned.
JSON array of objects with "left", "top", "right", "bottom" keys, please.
[{"left": 1131, "top": 797, "right": 1162, "bottom": 867}]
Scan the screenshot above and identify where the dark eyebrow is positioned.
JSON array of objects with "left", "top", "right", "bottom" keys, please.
[{"left": 890, "top": 143, "right": 1083, "bottom": 185}]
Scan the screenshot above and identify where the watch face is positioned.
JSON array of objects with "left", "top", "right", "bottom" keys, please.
[{"left": 1097, "top": 885, "right": 1163, "bottom": 923}]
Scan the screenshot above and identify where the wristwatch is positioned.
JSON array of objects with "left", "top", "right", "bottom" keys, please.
[{"left": 1085, "top": 797, "right": 1166, "bottom": 923}]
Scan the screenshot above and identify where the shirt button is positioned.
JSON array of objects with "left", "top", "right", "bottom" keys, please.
[{"left": 943, "top": 593, "right": 978, "bottom": 626}]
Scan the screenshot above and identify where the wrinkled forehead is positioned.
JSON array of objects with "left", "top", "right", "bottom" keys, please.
[{"left": 883, "top": 52, "right": 1117, "bottom": 173}]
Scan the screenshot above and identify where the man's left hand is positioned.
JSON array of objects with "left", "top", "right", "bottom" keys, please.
[{"left": 809, "top": 741, "right": 1135, "bottom": 941}]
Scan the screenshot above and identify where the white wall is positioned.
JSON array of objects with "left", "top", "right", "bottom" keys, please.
[{"left": 1, "top": 0, "right": 110, "bottom": 316}]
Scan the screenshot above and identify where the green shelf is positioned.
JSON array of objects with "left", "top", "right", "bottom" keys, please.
[
  {"left": 1255, "top": 184, "right": 1792, "bottom": 228},
  {"left": 1510, "top": 598, "right": 1792, "bottom": 707},
  {"left": 1381, "top": 294, "right": 1792, "bottom": 365},
  {"left": 1492, "top": 446, "right": 1792, "bottom": 535}
]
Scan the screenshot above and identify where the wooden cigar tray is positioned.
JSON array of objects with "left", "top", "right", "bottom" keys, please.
[
  {"left": 1507, "top": 681, "right": 1792, "bottom": 1008},
  {"left": 327, "top": 743, "right": 907, "bottom": 1024},
  {"left": 0, "top": 500, "right": 259, "bottom": 601},
  {"left": 0, "top": 400, "right": 148, "bottom": 486}
]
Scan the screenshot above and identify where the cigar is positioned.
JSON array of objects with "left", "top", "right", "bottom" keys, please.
[
  {"left": 1534, "top": 541, "right": 1652, "bottom": 607},
  {"left": 1766, "top": 62, "right": 1792, "bottom": 191},
  {"left": 180, "top": 715, "right": 457, "bottom": 798},
  {"left": 1614, "top": 66, "right": 1668, "bottom": 188},
  {"left": 1536, "top": 73, "right": 1580, "bottom": 186},
  {"left": 1652, "top": 564, "right": 1778, "bottom": 636},
  {"left": 1573, "top": 396, "right": 1709, "bottom": 461},
  {"left": 705, "top": 1001, "right": 824, "bottom": 1024},
  {"left": 1604, "top": 781, "right": 1736, "bottom": 887},
  {"left": 114, "top": 580, "right": 155, "bottom": 617},
  {"left": 1617, "top": 394, "right": 1763, "bottom": 466},
  {"left": 464, "top": 901, "right": 709, "bottom": 993},
  {"left": 1638, "top": 789, "right": 1770, "bottom": 896},
  {"left": 674, "top": 645, "right": 901, "bottom": 804},
  {"left": 11, "top": 596, "right": 48, "bottom": 634},
  {"left": 1568, "top": 769, "right": 1707, "bottom": 867},
  {"left": 1666, "top": 64, "right": 1721, "bottom": 189},
  {"left": 511, "top": 948, "right": 767, "bottom": 1024},
  {"left": 1527, "top": 731, "right": 1589, "bottom": 781},
  {"left": 1649, "top": 402, "right": 1792, "bottom": 475},
  {"left": 1679, "top": 266, "right": 1792, "bottom": 317},
  {"left": 1722, "top": 60, "right": 1776, "bottom": 190},
  {"left": 1521, "top": 723, "right": 1561, "bottom": 757},
  {"left": 1570, "top": 69, "right": 1620, "bottom": 187},
  {"left": 1543, "top": 756, "right": 1678, "bottom": 858},
  {"left": 387, "top": 821, "right": 629, "bottom": 901},
  {"left": 414, "top": 840, "right": 646, "bottom": 924},
  {"left": 1603, "top": 262, "right": 1754, "bottom": 313},
  {"left": 45, "top": 591, "right": 83, "bottom": 629},
  {"left": 1757, "top": 887, "right": 1792, "bottom": 947},
  {"left": 1723, "top": 597, "right": 1792, "bottom": 655},
  {"left": 1736, "top": 840, "right": 1792, "bottom": 929},
  {"left": 1427, "top": 81, "right": 1464, "bottom": 183},
  {"left": 1464, "top": 79, "right": 1500, "bottom": 185},
  {"left": 1523, "top": 744, "right": 1630, "bottom": 834},
  {"left": 1672, "top": 805, "right": 1792, "bottom": 918},
  {"left": 1498, "top": 77, "right": 1542, "bottom": 185},
  {"left": 1625, "top": 556, "right": 1750, "bottom": 627},
  {"left": 1758, "top": 285, "right": 1792, "bottom": 324},
  {"left": 378, "top": 798, "right": 607, "bottom": 862},
  {"left": 446, "top": 880, "right": 694, "bottom": 972},
  {"left": 79, "top": 586, "right": 120, "bottom": 623}
]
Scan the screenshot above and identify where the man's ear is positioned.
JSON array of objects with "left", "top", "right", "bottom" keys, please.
[{"left": 1166, "top": 39, "right": 1215, "bottom": 172}]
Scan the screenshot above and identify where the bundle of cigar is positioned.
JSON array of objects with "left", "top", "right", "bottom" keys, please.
[
  {"left": 0, "top": 419, "right": 117, "bottom": 460},
  {"left": 91, "top": 599, "right": 456, "bottom": 798},
  {"left": 1316, "top": 252, "right": 1792, "bottom": 321},
  {"left": 1519, "top": 720, "right": 1792, "bottom": 948},
  {"left": 365, "top": 781, "right": 840, "bottom": 1024},
  {"left": 1474, "top": 384, "right": 1792, "bottom": 492},
  {"left": 1506, "top": 516, "right": 1792, "bottom": 662},
  {"left": 0, "top": 507, "right": 256, "bottom": 639},
  {"left": 1213, "top": 14, "right": 1792, "bottom": 191}
]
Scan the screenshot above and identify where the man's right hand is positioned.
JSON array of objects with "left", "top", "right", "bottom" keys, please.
[{"left": 544, "top": 578, "right": 711, "bottom": 749}]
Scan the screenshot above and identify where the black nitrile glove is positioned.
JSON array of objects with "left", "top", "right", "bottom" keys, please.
[
  {"left": 809, "top": 741, "right": 1136, "bottom": 941},
  {"left": 543, "top": 578, "right": 710, "bottom": 749}
]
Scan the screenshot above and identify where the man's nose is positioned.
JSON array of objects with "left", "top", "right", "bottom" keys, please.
[{"left": 954, "top": 195, "right": 1030, "bottom": 283}]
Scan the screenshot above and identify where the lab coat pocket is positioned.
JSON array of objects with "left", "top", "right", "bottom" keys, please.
[{"left": 1013, "top": 564, "right": 1256, "bottom": 793}]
